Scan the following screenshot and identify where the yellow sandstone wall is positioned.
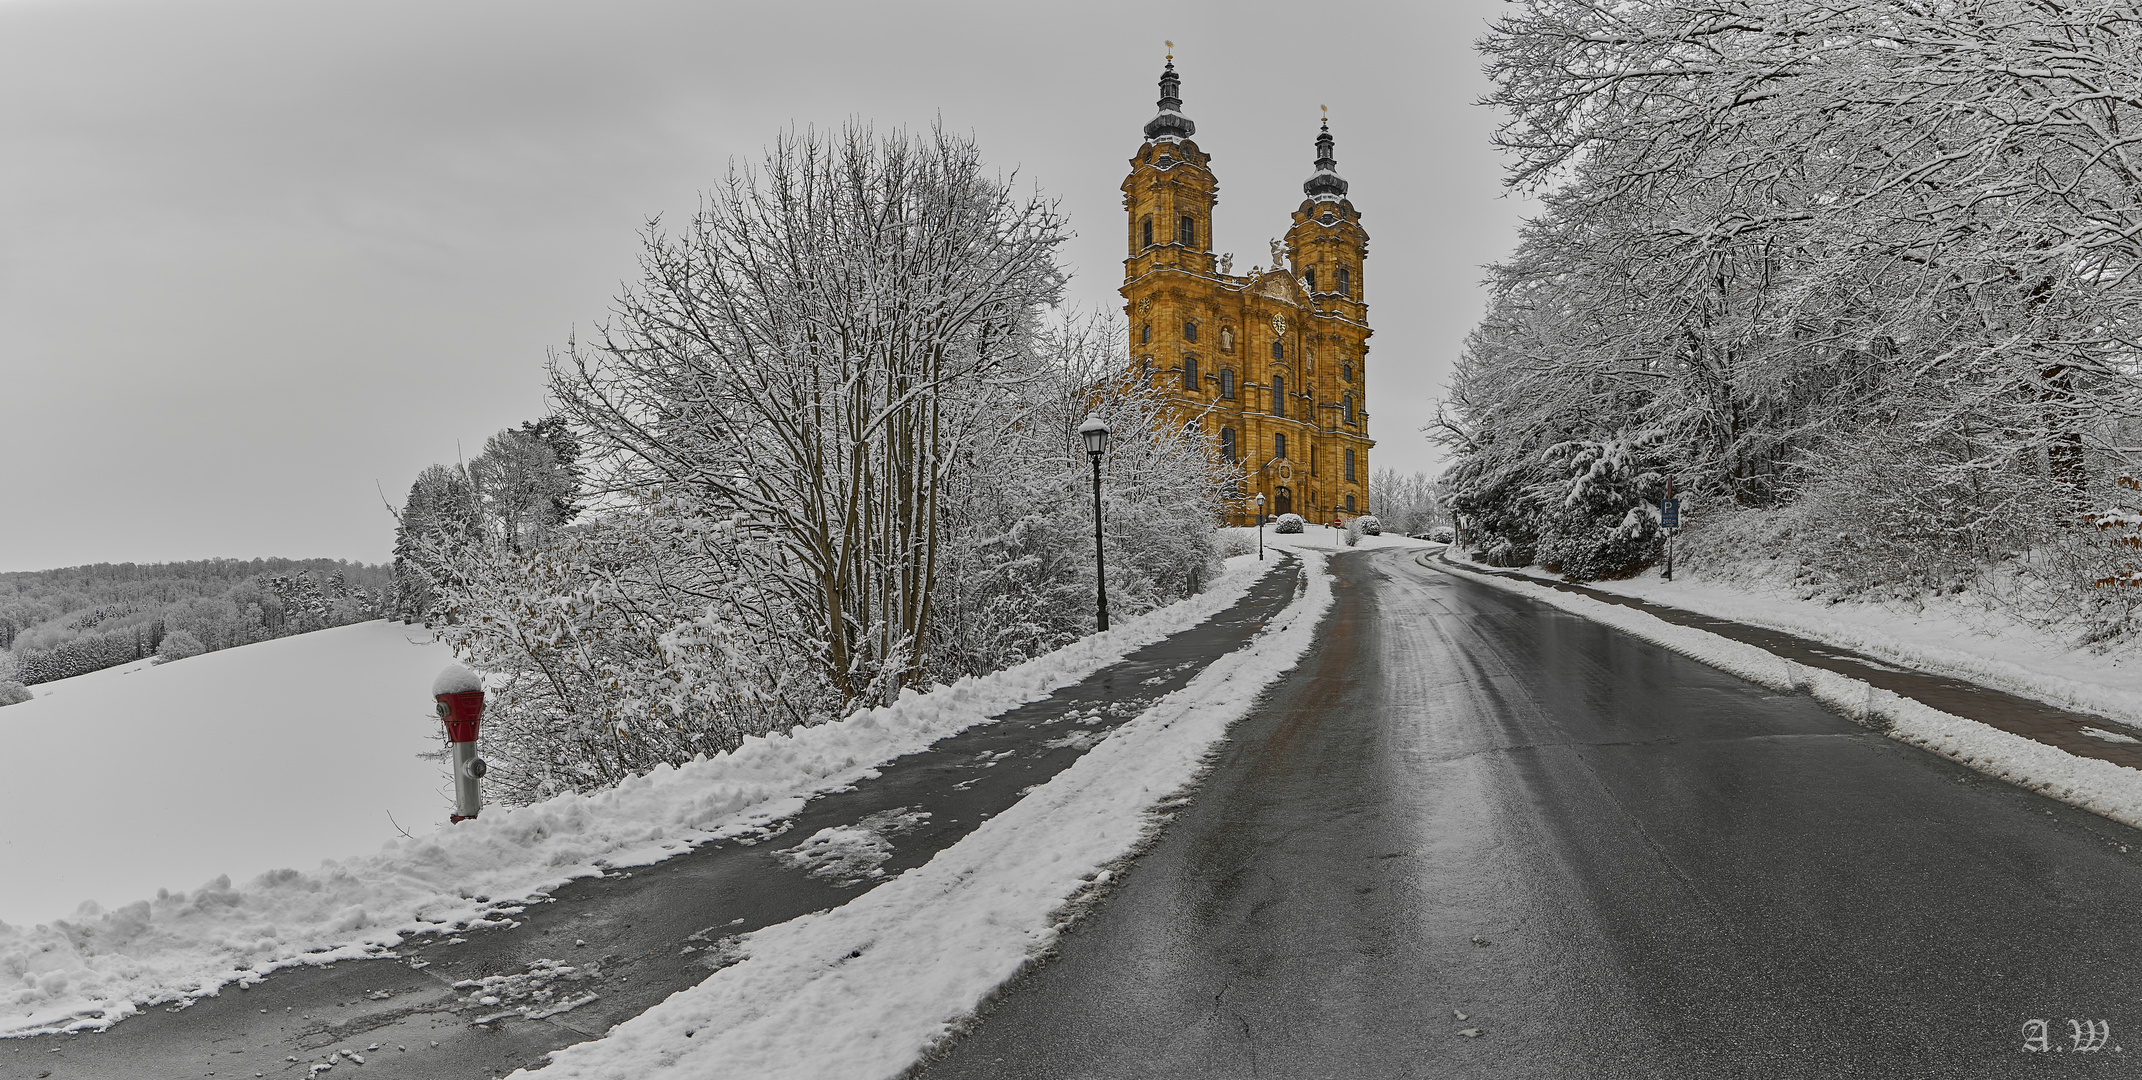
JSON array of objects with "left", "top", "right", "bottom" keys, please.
[{"left": 1118, "top": 113, "right": 1375, "bottom": 526}]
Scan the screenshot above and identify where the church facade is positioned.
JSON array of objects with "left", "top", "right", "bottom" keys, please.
[{"left": 1121, "top": 58, "right": 1374, "bottom": 525}]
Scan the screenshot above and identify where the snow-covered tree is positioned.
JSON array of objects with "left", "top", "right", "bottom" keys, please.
[
  {"left": 1443, "top": 0, "right": 2142, "bottom": 603},
  {"left": 156, "top": 630, "right": 205, "bottom": 662},
  {"left": 552, "top": 122, "right": 1068, "bottom": 708},
  {"left": 433, "top": 129, "right": 1234, "bottom": 802},
  {"left": 392, "top": 464, "right": 481, "bottom": 622}
]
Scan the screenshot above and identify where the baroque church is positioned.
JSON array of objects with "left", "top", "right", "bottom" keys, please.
[{"left": 1121, "top": 55, "right": 1373, "bottom": 525}]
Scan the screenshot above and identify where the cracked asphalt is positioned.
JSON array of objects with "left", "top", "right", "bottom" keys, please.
[{"left": 914, "top": 546, "right": 2142, "bottom": 1079}]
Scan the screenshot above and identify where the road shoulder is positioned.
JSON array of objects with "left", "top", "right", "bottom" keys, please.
[{"left": 1428, "top": 550, "right": 2142, "bottom": 834}]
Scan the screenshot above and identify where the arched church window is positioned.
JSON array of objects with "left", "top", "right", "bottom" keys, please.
[
  {"left": 1343, "top": 394, "right": 1355, "bottom": 425},
  {"left": 1179, "top": 215, "right": 1195, "bottom": 246},
  {"left": 1342, "top": 362, "right": 1353, "bottom": 383},
  {"left": 1271, "top": 375, "right": 1285, "bottom": 419},
  {"left": 1141, "top": 324, "right": 1152, "bottom": 344},
  {"left": 1346, "top": 492, "right": 1356, "bottom": 513},
  {"left": 1184, "top": 321, "right": 1198, "bottom": 342},
  {"left": 1345, "top": 448, "right": 1357, "bottom": 481},
  {"left": 1271, "top": 340, "right": 1283, "bottom": 360},
  {"left": 1304, "top": 268, "right": 1317, "bottom": 292},
  {"left": 1183, "top": 355, "right": 1199, "bottom": 392},
  {"left": 1220, "top": 427, "right": 1236, "bottom": 462},
  {"left": 1339, "top": 267, "right": 1352, "bottom": 296},
  {"left": 1142, "top": 217, "right": 1153, "bottom": 248},
  {"left": 1274, "top": 432, "right": 1287, "bottom": 459},
  {"left": 1220, "top": 369, "right": 1235, "bottom": 398}
]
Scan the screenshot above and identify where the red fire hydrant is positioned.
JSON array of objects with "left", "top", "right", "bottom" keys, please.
[{"left": 433, "top": 665, "right": 486, "bottom": 823}]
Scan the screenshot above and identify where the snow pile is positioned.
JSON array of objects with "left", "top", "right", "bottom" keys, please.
[
  {"left": 0, "top": 553, "right": 1281, "bottom": 1038},
  {"left": 1263, "top": 525, "right": 1431, "bottom": 553},
  {"left": 773, "top": 808, "right": 932, "bottom": 886},
  {"left": 1432, "top": 556, "right": 2142, "bottom": 832},
  {"left": 430, "top": 663, "right": 483, "bottom": 696},
  {"left": 518, "top": 551, "right": 1334, "bottom": 1080},
  {"left": 1455, "top": 553, "right": 2142, "bottom": 728}
]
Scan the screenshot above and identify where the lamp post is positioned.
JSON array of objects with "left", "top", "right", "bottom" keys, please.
[
  {"left": 1254, "top": 492, "right": 1266, "bottom": 561},
  {"left": 1078, "top": 415, "right": 1111, "bottom": 631}
]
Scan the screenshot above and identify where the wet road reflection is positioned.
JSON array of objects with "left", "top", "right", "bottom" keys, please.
[{"left": 917, "top": 547, "right": 2142, "bottom": 1080}]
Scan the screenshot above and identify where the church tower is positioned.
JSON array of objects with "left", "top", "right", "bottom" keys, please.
[
  {"left": 1286, "top": 115, "right": 1374, "bottom": 519},
  {"left": 1120, "top": 59, "right": 1374, "bottom": 524}
]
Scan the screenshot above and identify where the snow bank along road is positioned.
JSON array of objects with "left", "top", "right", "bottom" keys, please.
[
  {"left": 918, "top": 546, "right": 2142, "bottom": 1079},
  {"left": 4, "top": 555, "right": 1308, "bottom": 1080}
]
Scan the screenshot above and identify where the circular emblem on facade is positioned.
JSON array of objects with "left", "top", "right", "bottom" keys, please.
[
  {"left": 1271, "top": 313, "right": 1287, "bottom": 336},
  {"left": 1277, "top": 461, "right": 1294, "bottom": 483},
  {"left": 1138, "top": 297, "right": 1154, "bottom": 315}
]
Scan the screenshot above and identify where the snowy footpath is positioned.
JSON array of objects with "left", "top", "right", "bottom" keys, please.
[
  {"left": 515, "top": 546, "right": 1334, "bottom": 1079},
  {"left": 1465, "top": 554, "right": 2142, "bottom": 728},
  {"left": 0, "top": 549, "right": 1309, "bottom": 1044},
  {"left": 1432, "top": 551, "right": 2142, "bottom": 837}
]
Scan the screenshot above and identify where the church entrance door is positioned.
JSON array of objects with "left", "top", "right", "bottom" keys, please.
[{"left": 1275, "top": 487, "right": 1293, "bottom": 516}]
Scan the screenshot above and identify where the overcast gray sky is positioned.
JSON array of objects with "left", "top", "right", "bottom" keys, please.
[{"left": 0, "top": 0, "right": 1530, "bottom": 573}]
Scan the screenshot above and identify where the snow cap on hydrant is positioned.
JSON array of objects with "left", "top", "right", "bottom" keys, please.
[
  {"left": 432, "top": 663, "right": 483, "bottom": 697},
  {"left": 433, "top": 664, "right": 484, "bottom": 744}
]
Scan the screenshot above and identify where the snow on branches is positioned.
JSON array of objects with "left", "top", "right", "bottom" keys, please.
[
  {"left": 423, "top": 126, "right": 1230, "bottom": 801},
  {"left": 1444, "top": 0, "right": 2142, "bottom": 618}
]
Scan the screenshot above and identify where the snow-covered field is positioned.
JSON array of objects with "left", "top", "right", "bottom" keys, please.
[
  {"left": 520, "top": 549, "right": 1335, "bottom": 1080},
  {"left": 0, "top": 552, "right": 1284, "bottom": 1038},
  {"left": 0, "top": 621, "right": 456, "bottom": 929},
  {"left": 1451, "top": 553, "right": 2142, "bottom": 728}
]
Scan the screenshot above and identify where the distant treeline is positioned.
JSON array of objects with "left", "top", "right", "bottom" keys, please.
[{"left": 0, "top": 559, "right": 391, "bottom": 685}]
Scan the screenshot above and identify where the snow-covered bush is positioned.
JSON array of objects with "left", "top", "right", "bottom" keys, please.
[
  {"left": 0, "top": 681, "right": 29, "bottom": 707},
  {"left": 1430, "top": 526, "right": 1455, "bottom": 543},
  {"left": 929, "top": 322, "right": 1229, "bottom": 677},
  {"left": 1343, "top": 518, "right": 1364, "bottom": 547},
  {"left": 1357, "top": 515, "right": 1381, "bottom": 536},
  {"left": 433, "top": 498, "right": 833, "bottom": 802},
  {"left": 1213, "top": 528, "right": 1257, "bottom": 560},
  {"left": 1273, "top": 514, "right": 1304, "bottom": 534},
  {"left": 155, "top": 630, "right": 205, "bottom": 663}
]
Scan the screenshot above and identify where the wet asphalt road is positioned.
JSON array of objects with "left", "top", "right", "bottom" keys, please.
[
  {"left": 916, "top": 546, "right": 2142, "bottom": 1079},
  {"left": 5, "top": 560, "right": 1303, "bottom": 1080}
]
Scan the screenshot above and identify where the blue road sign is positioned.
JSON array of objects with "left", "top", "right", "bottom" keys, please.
[{"left": 1661, "top": 496, "right": 1680, "bottom": 529}]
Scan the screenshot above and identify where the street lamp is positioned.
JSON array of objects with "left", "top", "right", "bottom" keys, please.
[
  {"left": 1254, "top": 492, "right": 1266, "bottom": 560},
  {"left": 1078, "top": 414, "right": 1111, "bottom": 631}
]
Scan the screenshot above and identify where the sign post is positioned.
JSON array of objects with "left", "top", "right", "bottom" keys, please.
[{"left": 1661, "top": 484, "right": 1681, "bottom": 582}]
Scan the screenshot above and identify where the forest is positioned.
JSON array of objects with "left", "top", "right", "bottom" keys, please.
[
  {"left": 1438, "top": 0, "right": 2142, "bottom": 643},
  {"left": 0, "top": 559, "right": 391, "bottom": 689}
]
